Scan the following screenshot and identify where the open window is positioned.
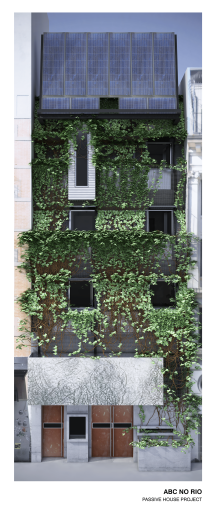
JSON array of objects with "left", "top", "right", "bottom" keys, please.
[
  {"left": 150, "top": 281, "right": 175, "bottom": 307},
  {"left": 70, "top": 209, "right": 95, "bottom": 231},
  {"left": 148, "top": 210, "right": 173, "bottom": 235},
  {"left": 70, "top": 279, "right": 93, "bottom": 308}
]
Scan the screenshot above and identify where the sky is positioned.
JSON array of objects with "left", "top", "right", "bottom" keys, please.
[{"left": 47, "top": 12, "right": 202, "bottom": 84}]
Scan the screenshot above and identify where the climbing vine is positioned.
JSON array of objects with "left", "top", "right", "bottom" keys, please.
[{"left": 16, "top": 97, "right": 202, "bottom": 453}]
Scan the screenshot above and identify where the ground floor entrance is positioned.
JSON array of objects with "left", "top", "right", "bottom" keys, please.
[
  {"left": 42, "top": 406, "right": 64, "bottom": 458},
  {"left": 91, "top": 405, "right": 133, "bottom": 458}
]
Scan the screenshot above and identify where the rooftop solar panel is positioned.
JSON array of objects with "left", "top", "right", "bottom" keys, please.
[
  {"left": 87, "top": 33, "right": 108, "bottom": 95},
  {"left": 119, "top": 98, "right": 147, "bottom": 109},
  {"left": 65, "top": 33, "right": 86, "bottom": 96},
  {"left": 42, "top": 97, "right": 70, "bottom": 109},
  {"left": 110, "top": 33, "right": 131, "bottom": 96},
  {"left": 42, "top": 33, "right": 64, "bottom": 96},
  {"left": 71, "top": 98, "right": 99, "bottom": 108},
  {"left": 132, "top": 33, "right": 153, "bottom": 95},
  {"left": 40, "top": 32, "right": 178, "bottom": 111},
  {"left": 154, "top": 33, "right": 176, "bottom": 96}
]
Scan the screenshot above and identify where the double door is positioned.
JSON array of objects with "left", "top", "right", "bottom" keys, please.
[{"left": 92, "top": 405, "right": 133, "bottom": 458}]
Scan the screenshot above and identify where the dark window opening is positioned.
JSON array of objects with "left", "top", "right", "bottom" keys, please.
[
  {"left": 69, "top": 416, "right": 86, "bottom": 439},
  {"left": 147, "top": 144, "right": 170, "bottom": 166},
  {"left": 71, "top": 210, "right": 95, "bottom": 231},
  {"left": 139, "top": 428, "right": 174, "bottom": 434},
  {"left": 76, "top": 131, "right": 87, "bottom": 186},
  {"left": 151, "top": 281, "right": 175, "bottom": 307},
  {"left": 114, "top": 423, "right": 132, "bottom": 428},
  {"left": 14, "top": 376, "right": 27, "bottom": 401},
  {"left": 100, "top": 98, "right": 119, "bottom": 109},
  {"left": 149, "top": 211, "right": 171, "bottom": 234},
  {"left": 70, "top": 280, "right": 91, "bottom": 307}
]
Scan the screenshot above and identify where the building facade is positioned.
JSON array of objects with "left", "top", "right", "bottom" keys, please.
[{"left": 14, "top": 23, "right": 202, "bottom": 470}]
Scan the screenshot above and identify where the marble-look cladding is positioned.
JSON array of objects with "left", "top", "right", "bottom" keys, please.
[
  {"left": 28, "top": 358, "right": 163, "bottom": 405},
  {"left": 138, "top": 445, "right": 191, "bottom": 472}
]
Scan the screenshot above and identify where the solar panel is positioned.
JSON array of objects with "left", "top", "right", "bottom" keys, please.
[
  {"left": 154, "top": 33, "right": 176, "bottom": 96},
  {"left": 42, "top": 33, "right": 65, "bottom": 96},
  {"left": 119, "top": 98, "right": 147, "bottom": 109},
  {"left": 132, "top": 33, "right": 153, "bottom": 95},
  {"left": 87, "top": 33, "right": 108, "bottom": 95},
  {"left": 41, "top": 32, "right": 178, "bottom": 110},
  {"left": 110, "top": 33, "right": 130, "bottom": 95},
  {"left": 71, "top": 98, "right": 99, "bottom": 109},
  {"left": 65, "top": 33, "right": 86, "bottom": 95},
  {"left": 148, "top": 98, "right": 177, "bottom": 109},
  {"left": 42, "top": 97, "right": 70, "bottom": 109}
]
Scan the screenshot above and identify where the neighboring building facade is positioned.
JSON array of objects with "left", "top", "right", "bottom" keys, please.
[
  {"left": 179, "top": 68, "right": 202, "bottom": 462},
  {"left": 14, "top": 25, "right": 201, "bottom": 470},
  {"left": 14, "top": 13, "right": 49, "bottom": 461}
]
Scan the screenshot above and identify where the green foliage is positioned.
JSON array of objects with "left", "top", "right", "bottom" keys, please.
[{"left": 16, "top": 97, "right": 201, "bottom": 452}]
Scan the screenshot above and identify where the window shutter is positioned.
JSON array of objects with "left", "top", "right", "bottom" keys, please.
[{"left": 68, "top": 141, "right": 76, "bottom": 200}]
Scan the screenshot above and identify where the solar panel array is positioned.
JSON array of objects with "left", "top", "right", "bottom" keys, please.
[{"left": 41, "top": 32, "right": 177, "bottom": 109}]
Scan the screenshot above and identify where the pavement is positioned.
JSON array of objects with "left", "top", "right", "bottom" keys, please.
[{"left": 14, "top": 458, "right": 202, "bottom": 482}]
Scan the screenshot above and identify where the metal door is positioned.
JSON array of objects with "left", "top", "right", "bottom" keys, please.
[
  {"left": 42, "top": 406, "right": 64, "bottom": 457},
  {"left": 92, "top": 405, "right": 133, "bottom": 458}
]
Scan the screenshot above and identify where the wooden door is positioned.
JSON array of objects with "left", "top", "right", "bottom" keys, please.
[
  {"left": 42, "top": 406, "right": 64, "bottom": 458},
  {"left": 91, "top": 405, "right": 133, "bottom": 458}
]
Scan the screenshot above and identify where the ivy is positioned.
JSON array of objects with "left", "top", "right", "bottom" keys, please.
[{"left": 16, "top": 97, "right": 201, "bottom": 453}]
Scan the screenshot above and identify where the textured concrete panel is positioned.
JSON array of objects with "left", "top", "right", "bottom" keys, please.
[
  {"left": 28, "top": 358, "right": 163, "bottom": 405},
  {"left": 138, "top": 445, "right": 191, "bottom": 472}
]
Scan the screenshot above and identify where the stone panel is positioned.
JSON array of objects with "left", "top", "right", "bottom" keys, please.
[
  {"left": 14, "top": 141, "right": 31, "bottom": 167},
  {"left": 138, "top": 445, "right": 191, "bottom": 471},
  {"left": 14, "top": 119, "right": 31, "bottom": 140},
  {"left": 14, "top": 267, "right": 31, "bottom": 297},
  {"left": 14, "top": 202, "right": 31, "bottom": 230},
  {"left": 14, "top": 168, "right": 31, "bottom": 199}
]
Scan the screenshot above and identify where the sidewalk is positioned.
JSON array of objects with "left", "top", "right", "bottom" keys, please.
[{"left": 14, "top": 458, "right": 202, "bottom": 482}]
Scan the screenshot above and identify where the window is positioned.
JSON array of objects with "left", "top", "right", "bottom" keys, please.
[
  {"left": 148, "top": 144, "right": 170, "bottom": 166},
  {"left": 14, "top": 375, "right": 27, "bottom": 401},
  {"left": 70, "top": 209, "right": 95, "bottom": 231},
  {"left": 76, "top": 131, "right": 88, "bottom": 186},
  {"left": 69, "top": 416, "right": 86, "bottom": 439},
  {"left": 151, "top": 281, "right": 175, "bottom": 307},
  {"left": 100, "top": 98, "right": 118, "bottom": 109},
  {"left": 70, "top": 280, "right": 93, "bottom": 307},
  {"left": 149, "top": 210, "right": 172, "bottom": 235}
]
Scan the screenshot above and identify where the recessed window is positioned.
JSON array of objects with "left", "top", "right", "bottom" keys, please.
[
  {"left": 100, "top": 98, "right": 118, "bottom": 109},
  {"left": 151, "top": 281, "right": 175, "bottom": 307},
  {"left": 14, "top": 376, "right": 27, "bottom": 401},
  {"left": 71, "top": 210, "right": 95, "bottom": 231},
  {"left": 147, "top": 143, "right": 170, "bottom": 166},
  {"left": 69, "top": 416, "right": 86, "bottom": 439},
  {"left": 70, "top": 280, "right": 92, "bottom": 307},
  {"left": 149, "top": 211, "right": 172, "bottom": 234},
  {"left": 76, "top": 131, "right": 87, "bottom": 186}
]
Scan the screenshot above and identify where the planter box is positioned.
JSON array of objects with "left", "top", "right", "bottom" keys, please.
[{"left": 138, "top": 445, "right": 191, "bottom": 472}]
